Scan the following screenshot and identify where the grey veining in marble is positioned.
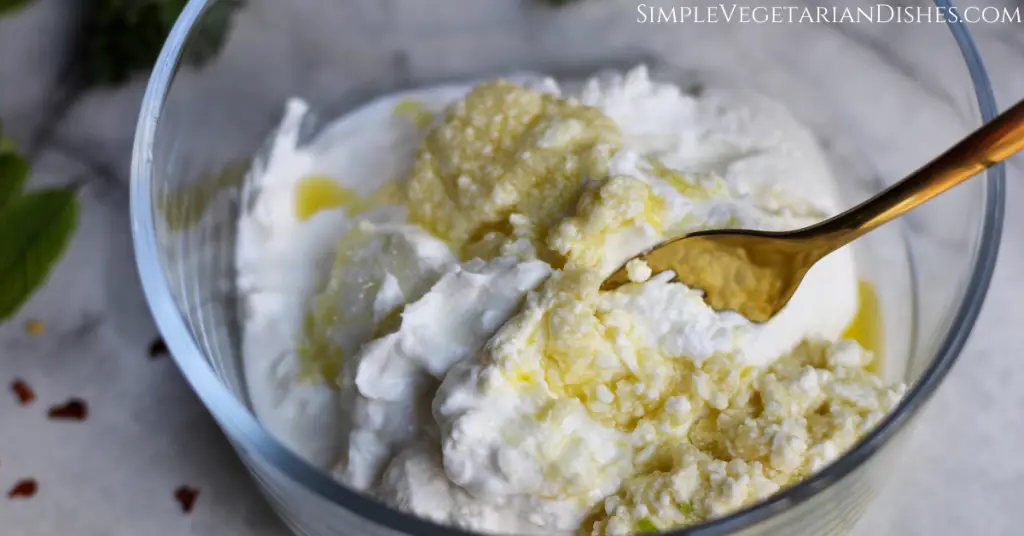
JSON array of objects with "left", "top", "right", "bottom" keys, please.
[{"left": 1, "top": 1, "right": 1023, "bottom": 535}]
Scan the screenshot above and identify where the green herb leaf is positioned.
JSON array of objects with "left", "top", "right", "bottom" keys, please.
[
  {"left": 0, "top": 0, "right": 35, "bottom": 16},
  {"left": 0, "top": 189, "right": 80, "bottom": 320},
  {"left": 635, "top": 518, "right": 659, "bottom": 534},
  {"left": 0, "top": 119, "right": 10, "bottom": 154},
  {"left": 0, "top": 153, "right": 29, "bottom": 209},
  {"left": 180, "top": 0, "right": 245, "bottom": 67},
  {"left": 82, "top": 0, "right": 245, "bottom": 86},
  {"left": 0, "top": 134, "right": 16, "bottom": 155}
]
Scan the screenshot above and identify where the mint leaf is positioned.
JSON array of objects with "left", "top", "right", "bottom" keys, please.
[
  {"left": 0, "top": 189, "right": 80, "bottom": 320},
  {"left": 0, "top": 153, "right": 29, "bottom": 209},
  {"left": 0, "top": 0, "right": 35, "bottom": 16}
]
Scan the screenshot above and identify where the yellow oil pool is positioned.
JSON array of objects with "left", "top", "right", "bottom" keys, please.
[
  {"left": 842, "top": 280, "right": 884, "bottom": 369},
  {"left": 295, "top": 175, "right": 404, "bottom": 221}
]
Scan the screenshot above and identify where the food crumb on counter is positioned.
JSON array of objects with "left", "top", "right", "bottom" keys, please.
[
  {"left": 25, "top": 319, "right": 45, "bottom": 336},
  {"left": 174, "top": 486, "right": 200, "bottom": 513},
  {"left": 10, "top": 379, "right": 35, "bottom": 405},
  {"left": 47, "top": 398, "right": 89, "bottom": 421},
  {"left": 7, "top": 479, "right": 38, "bottom": 499},
  {"left": 148, "top": 337, "right": 169, "bottom": 359}
]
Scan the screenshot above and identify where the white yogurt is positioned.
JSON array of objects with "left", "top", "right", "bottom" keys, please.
[{"left": 236, "top": 66, "right": 862, "bottom": 534}]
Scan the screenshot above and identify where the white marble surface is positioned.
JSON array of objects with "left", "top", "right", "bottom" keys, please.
[{"left": 1, "top": 1, "right": 1023, "bottom": 535}]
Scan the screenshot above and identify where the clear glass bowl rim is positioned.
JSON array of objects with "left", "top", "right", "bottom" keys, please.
[{"left": 129, "top": 1, "right": 1006, "bottom": 534}]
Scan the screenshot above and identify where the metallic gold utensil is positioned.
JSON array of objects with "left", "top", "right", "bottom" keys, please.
[{"left": 602, "top": 99, "right": 1024, "bottom": 322}]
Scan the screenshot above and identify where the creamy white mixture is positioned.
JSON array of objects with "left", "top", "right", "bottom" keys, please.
[{"left": 236, "top": 67, "right": 902, "bottom": 535}]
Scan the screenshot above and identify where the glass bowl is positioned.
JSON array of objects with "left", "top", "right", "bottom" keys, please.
[{"left": 130, "top": 1, "right": 1005, "bottom": 535}]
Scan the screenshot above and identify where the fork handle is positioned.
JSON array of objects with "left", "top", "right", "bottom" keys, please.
[{"left": 804, "top": 98, "right": 1024, "bottom": 246}]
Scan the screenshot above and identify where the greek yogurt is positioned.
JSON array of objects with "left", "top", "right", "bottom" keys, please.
[{"left": 236, "top": 66, "right": 904, "bottom": 535}]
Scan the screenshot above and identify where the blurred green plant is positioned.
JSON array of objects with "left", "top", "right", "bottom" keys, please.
[
  {"left": 0, "top": 0, "right": 244, "bottom": 321},
  {"left": 0, "top": 0, "right": 33, "bottom": 16},
  {"left": 0, "top": 121, "right": 80, "bottom": 321},
  {"left": 83, "top": 0, "right": 245, "bottom": 86}
]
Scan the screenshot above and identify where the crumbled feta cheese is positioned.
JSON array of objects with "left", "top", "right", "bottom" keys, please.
[{"left": 626, "top": 259, "right": 653, "bottom": 283}]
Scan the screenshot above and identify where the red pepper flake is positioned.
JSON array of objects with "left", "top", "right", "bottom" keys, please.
[
  {"left": 174, "top": 486, "right": 199, "bottom": 513},
  {"left": 10, "top": 379, "right": 35, "bottom": 405},
  {"left": 8, "top": 479, "right": 38, "bottom": 499},
  {"left": 148, "top": 337, "right": 169, "bottom": 359},
  {"left": 47, "top": 398, "right": 88, "bottom": 421}
]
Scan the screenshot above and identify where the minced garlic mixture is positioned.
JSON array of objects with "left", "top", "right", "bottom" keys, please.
[
  {"left": 409, "top": 80, "right": 622, "bottom": 263},
  {"left": 243, "top": 68, "right": 905, "bottom": 535}
]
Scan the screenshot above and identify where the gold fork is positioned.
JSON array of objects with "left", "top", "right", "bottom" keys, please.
[{"left": 602, "top": 99, "right": 1024, "bottom": 322}]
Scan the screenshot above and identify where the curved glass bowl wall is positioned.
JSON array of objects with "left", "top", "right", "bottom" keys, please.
[{"left": 131, "top": 1, "right": 1004, "bottom": 535}]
